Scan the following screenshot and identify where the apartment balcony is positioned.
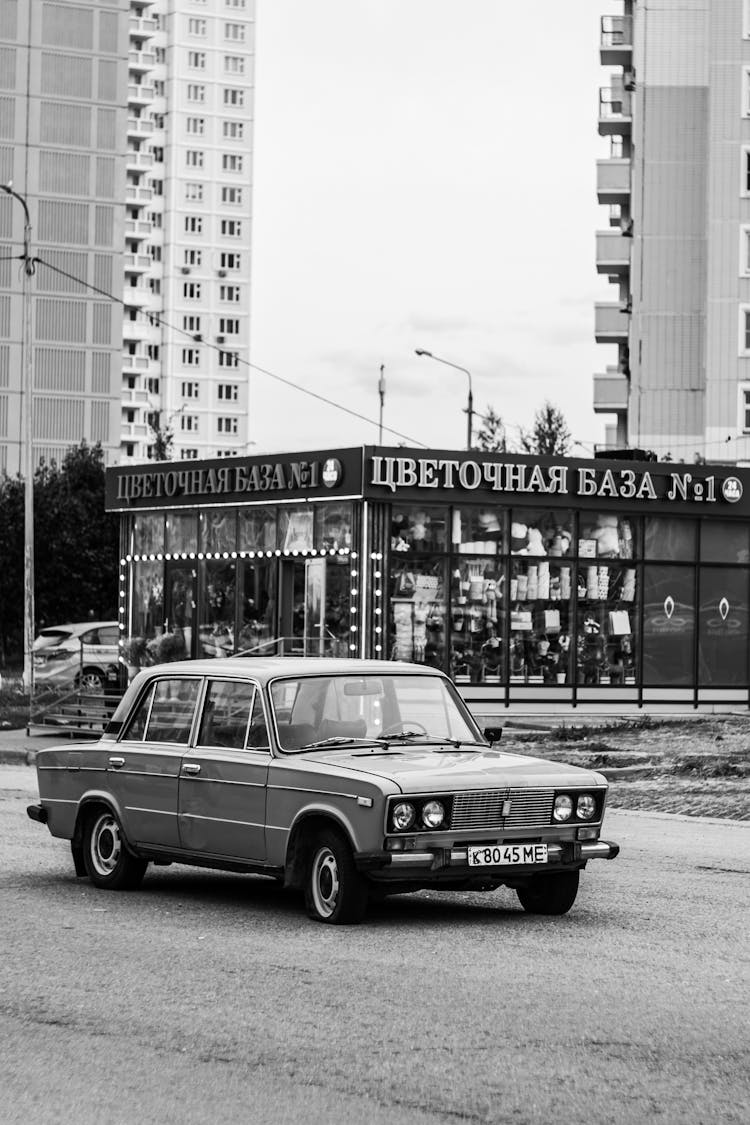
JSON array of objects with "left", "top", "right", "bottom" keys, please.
[
  {"left": 122, "top": 351, "right": 151, "bottom": 374},
  {"left": 124, "top": 218, "right": 152, "bottom": 241},
  {"left": 125, "top": 150, "right": 154, "bottom": 173},
  {"left": 129, "top": 16, "right": 157, "bottom": 40},
  {"left": 596, "top": 158, "right": 631, "bottom": 205},
  {"left": 593, "top": 368, "right": 629, "bottom": 414},
  {"left": 121, "top": 421, "right": 150, "bottom": 440},
  {"left": 125, "top": 184, "right": 153, "bottom": 207},
  {"left": 596, "top": 230, "right": 631, "bottom": 277},
  {"left": 127, "top": 115, "right": 154, "bottom": 139},
  {"left": 128, "top": 84, "right": 155, "bottom": 107},
  {"left": 598, "top": 87, "right": 632, "bottom": 136},
  {"left": 122, "top": 319, "right": 152, "bottom": 343},
  {"left": 122, "top": 387, "right": 151, "bottom": 407},
  {"left": 129, "top": 50, "right": 156, "bottom": 74},
  {"left": 595, "top": 302, "right": 630, "bottom": 344},
  {"left": 600, "top": 15, "right": 632, "bottom": 66},
  {"left": 124, "top": 252, "right": 152, "bottom": 275}
]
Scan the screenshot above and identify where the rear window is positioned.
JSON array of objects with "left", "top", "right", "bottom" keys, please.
[{"left": 34, "top": 630, "right": 74, "bottom": 649}]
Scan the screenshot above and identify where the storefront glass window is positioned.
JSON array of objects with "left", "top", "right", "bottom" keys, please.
[
  {"left": 238, "top": 508, "right": 277, "bottom": 553},
  {"left": 166, "top": 510, "right": 197, "bottom": 556},
  {"left": 199, "top": 561, "right": 236, "bottom": 658},
  {"left": 238, "top": 559, "right": 277, "bottom": 654},
  {"left": 391, "top": 505, "right": 448, "bottom": 552},
  {"left": 642, "top": 566, "right": 695, "bottom": 684},
  {"left": 316, "top": 502, "right": 353, "bottom": 551},
  {"left": 279, "top": 506, "right": 314, "bottom": 552},
  {"left": 390, "top": 557, "right": 446, "bottom": 666},
  {"left": 509, "top": 559, "right": 573, "bottom": 684},
  {"left": 700, "top": 521, "right": 750, "bottom": 564},
  {"left": 510, "top": 509, "right": 573, "bottom": 556},
  {"left": 575, "top": 564, "right": 638, "bottom": 685},
  {"left": 644, "top": 517, "right": 696, "bottom": 561},
  {"left": 698, "top": 568, "right": 749, "bottom": 686},
  {"left": 200, "top": 509, "right": 237, "bottom": 554},
  {"left": 450, "top": 559, "right": 504, "bottom": 682},
  {"left": 131, "top": 560, "right": 164, "bottom": 639},
  {"left": 452, "top": 507, "right": 505, "bottom": 555},
  {"left": 578, "top": 511, "right": 637, "bottom": 560},
  {"left": 133, "top": 513, "right": 164, "bottom": 556}
]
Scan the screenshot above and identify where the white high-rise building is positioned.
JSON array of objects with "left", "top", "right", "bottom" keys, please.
[{"left": 0, "top": 0, "right": 255, "bottom": 472}]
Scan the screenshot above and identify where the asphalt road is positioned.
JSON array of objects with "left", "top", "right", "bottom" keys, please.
[{"left": 2, "top": 764, "right": 749, "bottom": 1125}]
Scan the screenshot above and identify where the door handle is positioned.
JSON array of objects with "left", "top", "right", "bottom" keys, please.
[
  {"left": 182, "top": 762, "right": 201, "bottom": 774},
  {"left": 108, "top": 756, "right": 125, "bottom": 769}
]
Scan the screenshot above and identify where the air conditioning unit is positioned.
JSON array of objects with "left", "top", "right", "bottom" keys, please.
[
  {"left": 181, "top": 266, "right": 190, "bottom": 275},
  {"left": 216, "top": 335, "right": 225, "bottom": 344},
  {"left": 217, "top": 269, "right": 227, "bottom": 277}
]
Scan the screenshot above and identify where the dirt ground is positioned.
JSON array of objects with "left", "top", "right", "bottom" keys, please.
[{"left": 498, "top": 715, "right": 750, "bottom": 821}]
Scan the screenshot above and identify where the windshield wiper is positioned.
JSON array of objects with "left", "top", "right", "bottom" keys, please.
[{"left": 293, "top": 736, "right": 382, "bottom": 751}]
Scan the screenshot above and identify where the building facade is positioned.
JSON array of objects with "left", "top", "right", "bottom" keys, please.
[
  {"left": 594, "top": 0, "right": 750, "bottom": 463},
  {"left": 107, "top": 446, "right": 750, "bottom": 715},
  {"left": 0, "top": 0, "right": 255, "bottom": 474}
]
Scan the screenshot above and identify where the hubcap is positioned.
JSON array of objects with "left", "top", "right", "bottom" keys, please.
[
  {"left": 311, "top": 846, "right": 339, "bottom": 918},
  {"left": 91, "top": 814, "right": 122, "bottom": 876}
]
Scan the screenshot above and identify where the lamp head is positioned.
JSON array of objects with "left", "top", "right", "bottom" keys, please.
[{"left": 415, "top": 349, "right": 432, "bottom": 357}]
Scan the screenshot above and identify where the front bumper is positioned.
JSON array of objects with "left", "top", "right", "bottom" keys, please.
[{"left": 356, "top": 838, "right": 619, "bottom": 878}]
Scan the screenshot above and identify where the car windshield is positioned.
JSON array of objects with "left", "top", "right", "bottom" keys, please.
[{"left": 269, "top": 672, "right": 483, "bottom": 753}]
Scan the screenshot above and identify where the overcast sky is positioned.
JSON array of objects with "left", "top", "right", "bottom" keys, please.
[{"left": 248, "top": 0, "right": 615, "bottom": 457}]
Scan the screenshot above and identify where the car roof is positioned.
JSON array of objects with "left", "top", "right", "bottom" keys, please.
[{"left": 139, "top": 657, "right": 446, "bottom": 684}]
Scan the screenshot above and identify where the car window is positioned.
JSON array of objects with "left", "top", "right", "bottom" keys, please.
[
  {"left": 122, "top": 677, "right": 201, "bottom": 744},
  {"left": 246, "top": 690, "right": 270, "bottom": 749},
  {"left": 196, "top": 678, "right": 259, "bottom": 751},
  {"left": 34, "top": 630, "right": 73, "bottom": 649},
  {"left": 98, "top": 626, "right": 119, "bottom": 646},
  {"left": 81, "top": 630, "right": 101, "bottom": 646}
]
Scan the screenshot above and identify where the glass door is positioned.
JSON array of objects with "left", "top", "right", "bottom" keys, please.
[{"left": 164, "top": 562, "right": 197, "bottom": 659}]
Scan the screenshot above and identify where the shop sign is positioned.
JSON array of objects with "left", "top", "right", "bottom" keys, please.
[
  {"left": 369, "top": 455, "right": 745, "bottom": 507},
  {"left": 109, "top": 455, "right": 347, "bottom": 508}
]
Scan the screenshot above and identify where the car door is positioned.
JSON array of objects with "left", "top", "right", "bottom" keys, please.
[
  {"left": 110, "top": 674, "right": 202, "bottom": 848},
  {"left": 177, "top": 677, "right": 270, "bottom": 861}
]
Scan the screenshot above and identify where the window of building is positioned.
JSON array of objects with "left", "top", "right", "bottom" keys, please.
[
  {"left": 222, "top": 120, "right": 244, "bottom": 140},
  {"left": 188, "top": 51, "right": 206, "bottom": 68},
  {"left": 220, "top": 285, "right": 241, "bottom": 302},
  {"left": 184, "top": 248, "right": 202, "bottom": 266},
  {"left": 155, "top": 47, "right": 166, "bottom": 63},
  {"left": 221, "top": 186, "right": 242, "bottom": 205},
  {"left": 186, "top": 117, "right": 205, "bottom": 134},
  {"left": 181, "top": 415, "right": 199, "bottom": 432},
  {"left": 182, "top": 449, "right": 199, "bottom": 459},
  {"left": 185, "top": 216, "right": 203, "bottom": 234},
  {"left": 185, "top": 182, "right": 204, "bottom": 201},
  {"left": 149, "top": 245, "right": 162, "bottom": 262},
  {"left": 183, "top": 315, "right": 202, "bottom": 333},
  {"left": 218, "top": 383, "right": 239, "bottom": 401},
  {"left": 744, "top": 1, "right": 750, "bottom": 38},
  {"left": 218, "top": 351, "right": 239, "bottom": 368},
  {"left": 147, "top": 377, "right": 160, "bottom": 393},
  {"left": 225, "top": 22, "right": 245, "bottom": 40},
  {"left": 187, "top": 84, "right": 206, "bottom": 102},
  {"left": 741, "top": 226, "right": 750, "bottom": 277},
  {"left": 125, "top": 443, "right": 135, "bottom": 457},
  {"left": 149, "top": 278, "right": 161, "bottom": 296},
  {"left": 186, "top": 150, "right": 204, "bottom": 168},
  {"left": 220, "top": 252, "right": 241, "bottom": 270},
  {"left": 151, "top": 146, "right": 164, "bottom": 162},
  {"left": 188, "top": 17, "right": 207, "bottom": 35},
  {"left": 182, "top": 380, "right": 200, "bottom": 397},
  {"left": 224, "top": 55, "right": 245, "bottom": 74},
  {"left": 183, "top": 282, "right": 202, "bottom": 300},
  {"left": 147, "top": 345, "right": 160, "bottom": 361},
  {"left": 223, "top": 87, "right": 245, "bottom": 107},
  {"left": 740, "top": 385, "right": 750, "bottom": 432},
  {"left": 219, "top": 317, "right": 240, "bottom": 334},
  {"left": 153, "top": 113, "right": 165, "bottom": 129},
  {"left": 222, "top": 154, "right": 244, "bottom": 173},
  {"left": 218, "top": 416, "right": 239, "bottom": 434},
  {"left": 220, "top": 219, "right": 242, "bottom": 237},
  {"left": 182, "top": 349, "right": 201, "bottom": 367},
  {"left": 225, "top": 0, "right": 246, "bottom": 7},
  {"left": 125, "top": 408, "right": 135, "bottom": 424},
  {"left": 153, "top": 80, "right": 165, "bottom": 97},
  {"left": 740, "top": 306, "right": 750, "bottom": 354}
]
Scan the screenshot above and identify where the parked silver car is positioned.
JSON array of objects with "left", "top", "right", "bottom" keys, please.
[
  {"left": 33, "top": 621, "right": 120, "bottom": 691},
  {"left": 27, "top": 658, "right": 619, "bottom": 924}
]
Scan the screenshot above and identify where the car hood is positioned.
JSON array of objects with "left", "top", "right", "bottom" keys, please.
[{"left": 299, "top": 745, "right": 606, "bottom": 792}]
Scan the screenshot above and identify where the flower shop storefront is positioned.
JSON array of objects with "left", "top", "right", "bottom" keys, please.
[{"left": 105, "top": 446, "right": 750, "bottom": 713}]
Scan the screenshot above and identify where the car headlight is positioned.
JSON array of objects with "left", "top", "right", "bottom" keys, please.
[
  {"left": 553, "top": 794, "right": 574, "bottom": 822},
  {"left": 391, "top": 802, "right": 416, "bottom": 831},
  {"left": 421, "top": 800, "right": 445, "bottom": 829},
  {"left": 577, "top": 793, "right": 596, "bottom": 820}
]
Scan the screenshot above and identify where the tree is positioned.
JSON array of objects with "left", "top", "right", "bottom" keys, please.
[
  {"left": 148, "top": 413, "right": 174, "bottom": 461},
  {"left": 0, "top": 442, "right": 119, "bottom": 667},
  {"left": 475, "top": 406, "right": 508, "bottom": 452},
  {"left": 520, "top": 401, "right": 571, "bottom": 456}
]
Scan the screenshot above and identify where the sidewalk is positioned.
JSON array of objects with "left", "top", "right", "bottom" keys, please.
[{"left": 0, "top": 726, "right": 65, "bottom": 765}]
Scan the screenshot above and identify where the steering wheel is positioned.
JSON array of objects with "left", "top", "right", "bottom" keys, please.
[{"left": 380, "top": 720, "right": 429, "bottom": 737}]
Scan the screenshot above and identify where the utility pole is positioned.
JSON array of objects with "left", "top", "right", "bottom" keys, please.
[{"left": 2, "top": 184, "right": 35, "bottom": 697}]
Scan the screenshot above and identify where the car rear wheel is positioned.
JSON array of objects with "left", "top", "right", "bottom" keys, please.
[
  {"left": 516, "top": 870, "right": 579, "bottom": 915},
  {"left": 304, "top": 828, "right": 368, "bottom": 925},
  {"left": 77, "top": 668, "right": 105, "bottom": 693},
  {"left": 83, "top": 809, "right": 147, "bottom": 890}
]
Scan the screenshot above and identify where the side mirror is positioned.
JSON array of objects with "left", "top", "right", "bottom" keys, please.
[{"left": 483, "top": 726, "right": 502, "bottom": 745}]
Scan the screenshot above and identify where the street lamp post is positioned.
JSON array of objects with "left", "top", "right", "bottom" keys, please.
[
  {"left": 2, "top": 184, "right": 35, "bottom": 695},
  {"left": 415, "top": 349, "right": 474, "bottom": 450}
]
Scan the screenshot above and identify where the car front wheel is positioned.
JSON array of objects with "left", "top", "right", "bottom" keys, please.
[
  {"left": 83, "top": 809, "right": 147, "bottom": 890},
  {"left": 304, "top": 828, "right": 368, "bottom": 925},
  {"left": 516, "top": 870, "right": 579, "bottom": 915}
]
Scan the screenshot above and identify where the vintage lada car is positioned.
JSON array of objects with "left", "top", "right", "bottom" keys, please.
[{"left": 27, "top": 658, "right": 619, "bottom": 924}]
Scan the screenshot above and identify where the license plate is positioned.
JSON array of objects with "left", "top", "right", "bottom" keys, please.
[{"left": 467, "top": 843, "right": 548, "bottom": 867}]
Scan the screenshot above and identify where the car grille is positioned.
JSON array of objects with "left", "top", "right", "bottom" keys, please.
[{"left": 451, "top": 787, "right": 554, "bottom": 831}]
